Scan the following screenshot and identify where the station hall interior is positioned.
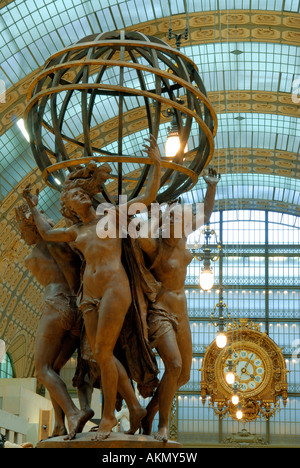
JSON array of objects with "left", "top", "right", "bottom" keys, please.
[{"left": 0, "top": 0, "right": 299, "bottom": 448}]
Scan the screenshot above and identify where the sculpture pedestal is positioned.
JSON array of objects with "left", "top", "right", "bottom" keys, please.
[{"left": 36, "top": 431, "right": 182, "bottom": 449}]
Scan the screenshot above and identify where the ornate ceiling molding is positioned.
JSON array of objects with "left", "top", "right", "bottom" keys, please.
[
  {"left": 209, "top": 91, "right": 299, "bottom": 118},
  {"left": 215, "top": 198, "right": 300, "bottom": 217},
  {"left": 128, "top": 10, "right": 300, "bottom": 45},
  {"left": 213, "top": 148, "right": 300, "bottom": 178}
]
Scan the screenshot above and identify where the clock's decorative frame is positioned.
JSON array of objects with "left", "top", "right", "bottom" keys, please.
[{"left": 200, "top": 319, "right": 288, "bottom": 422}]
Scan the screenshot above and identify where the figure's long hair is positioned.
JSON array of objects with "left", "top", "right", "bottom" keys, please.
[{"left": 60, "top": 161, "right": 112, "bottom": 222}]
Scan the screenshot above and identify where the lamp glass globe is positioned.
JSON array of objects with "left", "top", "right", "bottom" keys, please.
[
  {"left": 225, "top": 372, "right": 235, "bottom": 385},
  {"left": 199, "top": 270, "right": 214, "bottom": 291},
  {"left": 165, "top": 134, "right": 188, "bottom": 158},
  {"left": 216, "top": 333, "right": 227, "bottom": 349},
  {"left": 232, "top": 395, "right": 239, "bottom": 405}
]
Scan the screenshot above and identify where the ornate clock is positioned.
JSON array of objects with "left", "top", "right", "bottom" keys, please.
[{"left": 200, "top": 319, "right": 288, "bottom": 422}]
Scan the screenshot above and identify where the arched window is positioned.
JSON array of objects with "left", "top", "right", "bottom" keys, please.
[{"left": 0, "top": 353, "right": 15, "bottom": 379}]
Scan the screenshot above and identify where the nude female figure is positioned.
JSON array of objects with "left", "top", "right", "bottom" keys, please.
[
  {"left": 139, "top": 168, "right": 220, "bottom": 442},
  {"left": 15, "top": 204, "right": 93, "bottom": 439},
  {"left": 23, "top": 135, "right": 161, "bottom": 440}
]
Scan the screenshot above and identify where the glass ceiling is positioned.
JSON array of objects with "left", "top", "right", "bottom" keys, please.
[
  {"left": 0, "top": 0, "right": 299, "bottom": 90},
  {"left": 215, "top": 113, "right": 300, "bottom": 153},
  {"left": 184, "top": 42, "right": 300, "bottom": 94},
  {"left": 1, "top": 111, "right": 299, "bottom": 200},
  {"left": 29, "top": 173, "right": 300, "bottom": 225},
  {"left": 182, "top": 173, "right": 300, "bottom": 212},
  {"left": 0, "top": 0, "right": 299, "bottom": 218}
]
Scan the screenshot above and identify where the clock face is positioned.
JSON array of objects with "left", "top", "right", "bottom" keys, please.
[
  {"left": 226, "top": 349, "right": 266, "bottom": 393},
  {"left": 217, "top": 341, "right": 272, "bottom": 398}
]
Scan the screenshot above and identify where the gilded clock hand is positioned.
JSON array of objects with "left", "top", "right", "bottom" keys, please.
[{"left": 242, "top": 368, "right": 255, "bottom": 378}]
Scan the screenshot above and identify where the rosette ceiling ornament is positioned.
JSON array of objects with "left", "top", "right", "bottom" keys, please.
[{"left": 24, "top": 30, "right": 217, "bottom": 204}]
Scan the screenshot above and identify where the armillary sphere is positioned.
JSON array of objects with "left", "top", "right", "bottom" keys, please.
[{"left": 24, "top": 30, "right": 217, "bottom": 204}]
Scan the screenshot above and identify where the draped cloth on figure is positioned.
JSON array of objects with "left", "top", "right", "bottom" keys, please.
[
  {"left": 119, "top": 236, "right": 160, "bottom": 398},
  {"left": 73, "top": 236, "right": 160, "bottom": 400}
]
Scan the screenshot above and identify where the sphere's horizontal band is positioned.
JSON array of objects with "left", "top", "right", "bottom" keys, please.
[
  {"left": 26, "top": 59, "right": 217, "bottom": 135},
  {"left": 25, "top": 83, "right": 215, "bottom": 163},
  {"left": 44, "top": 39, "right": 199, "bottom": 72},
  {"left": 42, "top": 155, "right": 199, "bottom": 191},
  {"left": 41, "top": 122, "right": 201, "bottom": 164}
]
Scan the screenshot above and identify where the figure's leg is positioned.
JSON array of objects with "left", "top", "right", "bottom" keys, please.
[
  {"left": 76, "top": 374, "right": 94, "bottom": 417},
  {"left": 52, "top": 333, "right": 79, "bottom": 372},
  {"left": 35, "top": 311, "right": 91, "bottom": 440},
  {"left": 83, "top": 286, "right": 131, "bottom": 440},
  {"left": 79, "top": 305, "right": 102, "bottom": 424},
  {"left": 142, "top": 315, "right": 192, "bottom": 439},
  {"left": 53, "top": 333, "right": 94, "bottom": 434},
  {"left": 48, "top": 398, "right": 67, "bottom": 438},
  {"left": 141, "top": 388, "right": 159, "bottom": 435},
  {"left": 47, "top": 334, "right": 79, "bottom": 437},
  {"left": 82, "top": 301, "right": 145, "bottom": 435},
  {"left": 175, "top": 313, "right": 192, "bottom": 389},
  {"left": 114, "top": 358, "right": 146, "bottom": 434},
  {"left": 150, "top": 330, "right": 182, "bottom": 442}
]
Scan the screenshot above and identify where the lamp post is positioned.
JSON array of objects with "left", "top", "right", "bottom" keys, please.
[
  {"left": 168, "top": 26, "right": 189, "bottom": 51},
  {"left": 192, "top": 224, "right": 222, "bottom": 291},
  {"left": 163, "top": 23, "right": 189, "bottom": 159},
  {"left": 163, "top": 99, "right": 189, "bottom": 158}
]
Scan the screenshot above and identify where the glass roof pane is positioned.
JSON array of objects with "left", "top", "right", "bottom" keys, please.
[
  {"left": 0, "top": 0, "right": 297, "bottom": 90},
  {"left": 1, "top": 109, "right": 298, "bottom": 200},
  {"left": 186, "top": 43, "right": 299, "bottom": 94},
  {"left": 181, "top": 173, "right": 300, "bottom": 208},
  {"left": 284, "top": 0, "right": 300, "bottom": 12},
  {"left": 214, "top": 114, "right": 300, "bottom": 153},
  {"left": 216, "top": 113, "right": 299, "bottom": 137},
  {"left": 0, "top": 0, "right": 299, "bottom": 216}
]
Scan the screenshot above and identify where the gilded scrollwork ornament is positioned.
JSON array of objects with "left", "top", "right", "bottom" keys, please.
[{"left": 201, "top": 319, "right": 288, "bottom": 422}]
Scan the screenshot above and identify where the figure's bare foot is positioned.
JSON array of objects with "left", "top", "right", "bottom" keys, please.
[
  {"left": 125, "top": 407, "right": 147, "bottom": 435},
  {"left": 154, "top": 427, "right": 168, "bottom": 443},
  {"left": 64, "top": 410, "right": 95, "bottom": 440},
  {"left": 92, "top": 430, "right": 111, "bottom": 441},
  {"left": 92, "top": 416, "right": 117, "bottom": 441},
  {"left": 77, "top": 409, "right": 94, "bottom": 433},
  {"left": 49, "top": 424, "right": 67, "bottom": 438}
]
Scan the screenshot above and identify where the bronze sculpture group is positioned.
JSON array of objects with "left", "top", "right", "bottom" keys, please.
[{"left": 17, "top": 135, "right": 220, "bottom": 443}]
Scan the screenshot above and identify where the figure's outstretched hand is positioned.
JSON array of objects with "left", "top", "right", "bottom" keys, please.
[
  {"left": 142, "top": 134, "right": 161, "bottom": 164},
  {"left": 203, "top": 168, "right": 220, "bottom": 186},
  {"left": 23, "top": 183, "right": 39, "bottom": 209}
]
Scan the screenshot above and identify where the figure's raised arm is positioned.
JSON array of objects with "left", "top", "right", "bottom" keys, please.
[
  {"left": 183, "top": 168, "right": 220, "bottom": 236},
  {"left": 202, "top": 168, "right": 220, "bottom": 224},
  {"left": 127, "top": 134, "right": 161, "bottom": 208},
  {"left": 23, "top": 184, "right": 76, "bottom": 243}
]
